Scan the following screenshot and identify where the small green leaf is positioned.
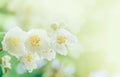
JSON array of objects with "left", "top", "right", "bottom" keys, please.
[{"left": 0, "top": 51, "right": 8, "bottom": 57}]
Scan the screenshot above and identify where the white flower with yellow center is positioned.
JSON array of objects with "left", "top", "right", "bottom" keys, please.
[
  {"left": 19, "top": 53, "right": 38, "bottom": 72},
  {"left": 52, "top": 28, "right": 77, "bottom": 55},
  {"left": 2, "top": 27, "right": 27, "bottom": 58},
  {"left": 25, "top": 29, "right": 56, "bottom": 61}
]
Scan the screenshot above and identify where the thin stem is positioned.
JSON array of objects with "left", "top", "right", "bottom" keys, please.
[{"left": 0, "top": 64, "right": 4, "bottom": 77}]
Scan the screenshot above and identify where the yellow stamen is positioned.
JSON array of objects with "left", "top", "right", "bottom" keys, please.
[
  {"left": 28, "top": 35, "right": 40, "bottom": 46},
  {"left": 57, "top": 36, "right": 66, "bottom": 44},
  {"left": 25, "top": 54, "right": 32, "bottom": 62},
  {"left": 10, "top": 37, "right": 20, "bottom": 47}
]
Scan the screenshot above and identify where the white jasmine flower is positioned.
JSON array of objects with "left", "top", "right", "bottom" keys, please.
[
  {"left": 51, "top": 59, "right": 61, "bottom": 69},
  {"left": 19, "top": 53, "right": 38, "bottom": 73},
  {"left": 25, "top": 29, "right": 56, "bottom": 61},
  {"left": 2, "top": 27, "right": 27, "bottom": 58},
  {"left": 52, "top": 28, "right": 77, "bottom": 55}
]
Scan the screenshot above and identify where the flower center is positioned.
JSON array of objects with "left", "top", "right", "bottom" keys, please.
[
  {"left": 25, "top": 54, "right": 32, "bottom": 62},
  {"left": 10, "top": 37, "right": 20, "bottom": 47},
  {"left": 57, "top": 36, "right": 66, "bottom": 44},
  {"left": 28, "top": 35, "right": 40, "bottom": 46}
]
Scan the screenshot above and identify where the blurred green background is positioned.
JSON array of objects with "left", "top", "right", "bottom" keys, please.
[{"left": 0, "top": 0, "right": 120, "bottom": 77}]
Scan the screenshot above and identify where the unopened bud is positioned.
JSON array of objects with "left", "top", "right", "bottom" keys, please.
[
  {"left": 51, "top": 23, "right": 59, "bottom": 31},
  {"left": 4, "top": 67, "right": 11, "bottom": 73}
]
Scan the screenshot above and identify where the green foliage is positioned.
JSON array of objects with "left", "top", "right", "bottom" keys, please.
[{"left": 0, "top": 32, "right": 5, "bottom": 49}]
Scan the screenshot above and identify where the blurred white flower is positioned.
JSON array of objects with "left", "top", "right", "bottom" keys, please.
[
  {"left": 2, "top": 27, "right": 27, "bottom": 58},
  {"left": 19, "top": 53, "right": 37, "bottom": 73},
  {"left": 89, "top": 70, "right": 107, "bottom": 77},
  {"left": 62, "top": 65, "right": 75, "bottom": 77},
  {"left": 36, "top": 59, "right": 47, "bottom": 68},
  {"left": 1, "top": 55, "right": 11, "bottom": 69},
  {"left": 52, "top": 28, "right": 77, "bottom": 55},
  {"left": 16, "top": 63, "right": 26, "bottom": 74},
  {"left": 51, "top": 59, "right": 61, "bottom": 69},
  {"left": 111, "top": 73, "right": 120, "bottom": 77},
  {"left": 25, "top": 29, "right": 56, "bottom": 61}
]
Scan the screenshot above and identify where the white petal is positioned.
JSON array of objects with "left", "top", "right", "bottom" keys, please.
[
  {"left": 45, "top": 49, "right": 56, "bottom": 61},
  {"left": 38, "top": 49, "right": 56, "bottom": 61},
  {"left": 55, "top": 44, "right": 67, "bottom": 56},
  {"left": 27, "top": 29, "right": 47, "bottom": 37},
  {"left": 66, "top": 33, "right": 78, "bottom": 44},
  {"left": 23, "top": 62, "right": 37, "bottom": 73},
  {"left": 57, "top": 28, "right": 77, "bottom": 44}
]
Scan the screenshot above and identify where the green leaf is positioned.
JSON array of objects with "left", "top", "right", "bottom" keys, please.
[{"left": 0, "top": 51, "right": 8, "bottom": 58}]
